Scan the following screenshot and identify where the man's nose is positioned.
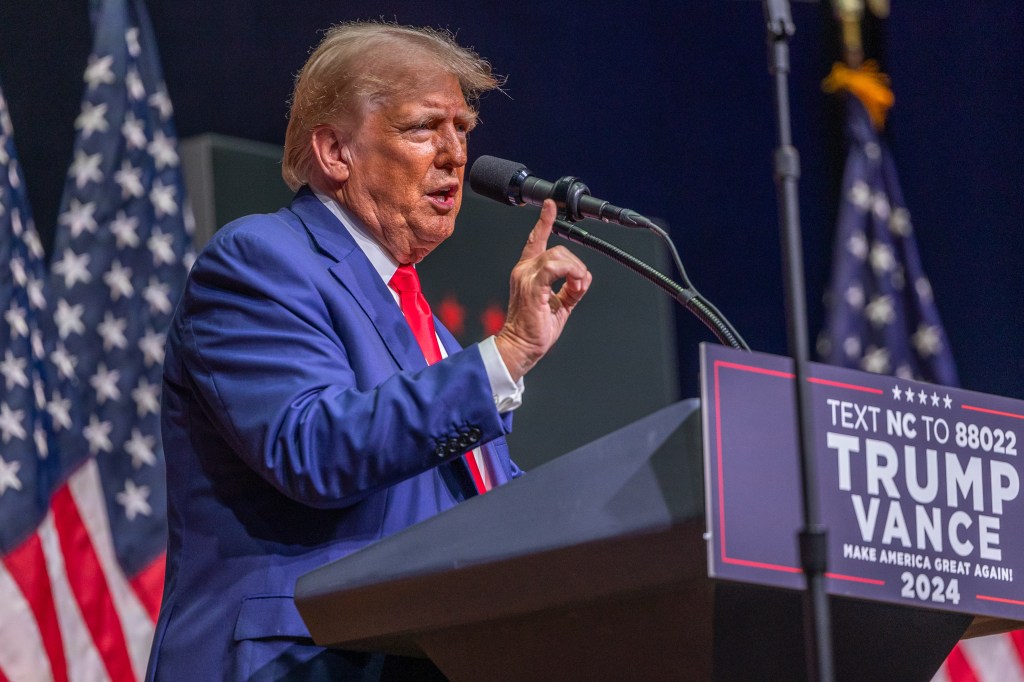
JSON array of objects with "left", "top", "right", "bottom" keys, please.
[{"left": 435, "top": 125, "right": 467, "bottom": 168}]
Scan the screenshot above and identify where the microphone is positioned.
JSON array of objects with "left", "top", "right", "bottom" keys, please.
[{"left": 468, "top": 155, "right": 654, "bottom": 229}]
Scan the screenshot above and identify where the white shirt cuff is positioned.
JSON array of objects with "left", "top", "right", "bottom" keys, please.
[{"left": 479, "top": 336, "right": 524, "bottom": 413}]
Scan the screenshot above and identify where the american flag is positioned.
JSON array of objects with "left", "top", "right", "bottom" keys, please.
[
  {"left": 820, "top": 74, "right": 1024, "bottom": 681},
  {"left": 0, "top": 0, "right": 192, "bottom": 679}
]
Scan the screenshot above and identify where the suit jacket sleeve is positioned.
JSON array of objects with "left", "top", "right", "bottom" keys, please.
[{"left": 171, "top": 214, "right": 511, "bottom": 509}]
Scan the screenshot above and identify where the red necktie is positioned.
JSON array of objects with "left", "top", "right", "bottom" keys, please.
[{"left": 389, "top": 265, "right": 488, "bottom": 494}]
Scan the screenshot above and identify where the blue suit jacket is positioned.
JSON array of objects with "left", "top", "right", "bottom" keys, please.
[{"left": 146, "top": 189, "right": 520, "bottom": 680}]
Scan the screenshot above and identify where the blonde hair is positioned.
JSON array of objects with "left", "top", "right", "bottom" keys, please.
[{"left": 282, "top": 22, "right": 500, "bottom": 191}]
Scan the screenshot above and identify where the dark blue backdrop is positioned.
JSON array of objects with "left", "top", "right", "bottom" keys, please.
[{"left": 1, "top": 1, "right": 1021, "bottom": 400}]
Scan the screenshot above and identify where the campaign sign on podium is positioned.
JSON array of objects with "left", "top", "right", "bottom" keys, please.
[{"left": 701, "top": 343, "right": 1023, "bottom": 622}]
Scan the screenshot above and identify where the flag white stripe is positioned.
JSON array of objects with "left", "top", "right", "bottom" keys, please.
[
  {"left": 39, "top": 512, "right": 108, "bottom": 682},
  {"left": 0, "top": 558, "right": 55, "bottom": 682},
  {"left": 68, "top": 461, "right": 154, "bottom": 678},
  {"left": 960, "top": 634, "right": 1024, "bottom": 681}
]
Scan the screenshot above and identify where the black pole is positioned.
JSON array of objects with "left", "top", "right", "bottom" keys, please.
[{"left": 762, "top": 2, "right": 835, "bottom": 681}]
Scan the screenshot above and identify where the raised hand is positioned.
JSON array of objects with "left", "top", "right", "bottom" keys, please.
[{"left": 494, "top": 199, "right": 592, "bottom": 381}]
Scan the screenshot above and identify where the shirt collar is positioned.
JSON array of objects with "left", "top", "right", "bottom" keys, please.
[{"left": 313, "top": 189, "right": 399, "bottom": 285}]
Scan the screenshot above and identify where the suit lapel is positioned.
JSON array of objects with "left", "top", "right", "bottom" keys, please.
[{"left": 288, "top": 189, "right": 427, "bottom": 372}]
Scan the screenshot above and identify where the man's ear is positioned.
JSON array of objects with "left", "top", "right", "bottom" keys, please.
[{"left": 310, "top": 124, "right": 352, "bottom": 186}]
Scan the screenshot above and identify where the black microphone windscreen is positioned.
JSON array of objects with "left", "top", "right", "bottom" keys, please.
[{"left": 469, "top": 155, "right": 528, "bottom": 205}]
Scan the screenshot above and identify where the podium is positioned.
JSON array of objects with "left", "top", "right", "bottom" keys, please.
[{"left": 295, "top": 400, "right": 973, "bottom": 680}]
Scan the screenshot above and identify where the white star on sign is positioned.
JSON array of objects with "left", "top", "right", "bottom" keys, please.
[
  {"left": 912, "top": 324, "right": 942, "bottom": 358},
  {"left": 892, "top": 385, "right": 902, "bottom": 400},
  {"left": 58, "top": 198, "right": 99, "bottom": 239},
  {"left": 114, "top": 160, "right": 144, "bottom": 200},
  {"left": 122, "top": 111, "right": 147, "bottom": 150},
  {"left": 54, "top": 299, "right": 86, "bottom": 340},
  {"left": 138, "top": 330, "right": 166, "bottom": 367},
  {"left": 83, "top": 414, "right": 113, "bottom": 454},
  {"left": 943, "top": 394, "right": 953, "bottom": 409},
  {"left": 47, "top": 392, "right": 72, "bottom": 431},
  {"left": 143, "top": 278, "right": 172, "bottom": 315},
  {"left": 110, "top": 210, "right": 141, "bottom": 248},
  {"left": 84, "top": 54, "right": 115, "bottom": 90},
  {"left": 869, "top": 242, "right": 895, "bottom": 276},
  {"left": 918, "top": 389, "right": 928, "bottom": 405},
  {"left": 131, "top": 377, "right": 160, "bottom": 417},
  {"left": 931, "top": 392, "right": 940, "bottom": 407},
  {"left": 148, "top": 130, "right": 179, "bottom": 169},
  {"left": 0, "top": 351, "right": 29, "bottom": 391},
  {"left": 150, "top": 181, "right": 178, "bottom": 218},
  {"left": 125, "top": 428, "right": 157, "bottom": 469},
  {"left": 860, "top": 346, "right": 890, "bottom": 374},
  {"left": 117, "top": 479, "right": 153, "bottom": 520},
  {"left": 103, "top": 260, "right": 134, "bottom": 301},
  {"left": 0, "top": 456, "right": 22, "bottom": 496},
  {"left": 52, "top": 249, "right": 92, "bottom": 289},
  {"left": 50, "top": 342, "right": 78, "bottom": 380},
  {"left": 0, "top": 403, "right": 27, "bottom": 443},
  {"left": 97, "top": 312, "right": 128, "bottom": 351},
  {"left": 90, "top": 364, "right": 122, "bottom": 404},
  {"left": 75, "top": 101, "right": 109, "bottom": 139},
  {"left": 69, "top": 150, "right": 103, "bottom": 190},
  {"left": 5, "top": 304, "right": 28, "bottom": 338},
  {"left": 865, "top": 294, "right": 895, "bottom": 328}
]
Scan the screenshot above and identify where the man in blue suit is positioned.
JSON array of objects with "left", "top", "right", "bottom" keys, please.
[{"left": 146, "top": 21, "right": 591, "bottom": 681}]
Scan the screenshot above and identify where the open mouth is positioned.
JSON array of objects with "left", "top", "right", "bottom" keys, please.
[{"left": 426, "top": 185, "right": 458, "bottom": 209}]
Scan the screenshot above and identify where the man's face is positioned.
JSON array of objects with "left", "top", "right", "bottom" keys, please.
[{"left": 338, "top": 71, "right": 475, "bottom": 264}]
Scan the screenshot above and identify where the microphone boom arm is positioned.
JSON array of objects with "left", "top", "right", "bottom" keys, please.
[{"left": 552, "top": 218, "right": 749, "bottom": 351}]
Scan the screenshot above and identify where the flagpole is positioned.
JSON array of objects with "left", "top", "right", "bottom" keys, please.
[{"left": 762, "top": 2, "right": 835, "bottom": 681}]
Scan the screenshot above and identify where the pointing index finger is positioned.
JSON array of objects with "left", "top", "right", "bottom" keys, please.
[{"left": 521, "top": 199, "right": 557, "bottom": 260}]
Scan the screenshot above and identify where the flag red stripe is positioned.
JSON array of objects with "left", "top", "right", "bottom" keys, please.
[
  {"left": 944, "top": 644, "right": 980, "bottom": 682},
  {"left": 465, "top": 454, "right": 487, "bottom": 494},
  {"left": 51, "top": 486, "right": 135, "bottom": 682},
  {"left": 130, "top": 553, "right": 166, "bottom": 622},
  {"left": 2, "top": 532, "right": 68, "bottom": 682},
  {"left": 1010, "top": 630, "right": 1024, "bottom": 668}
]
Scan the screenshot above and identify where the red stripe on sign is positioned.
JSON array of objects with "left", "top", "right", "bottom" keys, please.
[
  {"left": 961, "top": 404, "right": 1024, "bottom": 420},
  {"left": 807, "top": 377, "right": 884, "bottom": 394},
  {"left": 2, "top": 533, "right": 68, "bottom": 682},
  {"left": 51, "top": 486, "right": 134, "bottom": 682},
  {"left": 130, "top": 553, "right": 166, "bottom": 622},
  {"left": 825, "top": 572, "right": 885, "bottom": 586},
  {"left": 943, "top": 644, "right": 980, "bottom": 682}
]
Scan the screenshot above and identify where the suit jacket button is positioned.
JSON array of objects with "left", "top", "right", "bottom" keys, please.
[
  {"left": 435, "top": 444, "right": 446, "bottom": 458},
  {"left": 467, "top": 427, "right": 481, "bottom": 441},
  {"left": 457, "top": 435, "right": 471, "bottom": 449},
  {"left": 446, "top": 441, "right": 460, "bottom": 454}
]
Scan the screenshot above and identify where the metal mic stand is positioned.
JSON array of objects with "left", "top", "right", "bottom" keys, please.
[{"left": 763, "top": 1, "right": 835, "bottom": 680}]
